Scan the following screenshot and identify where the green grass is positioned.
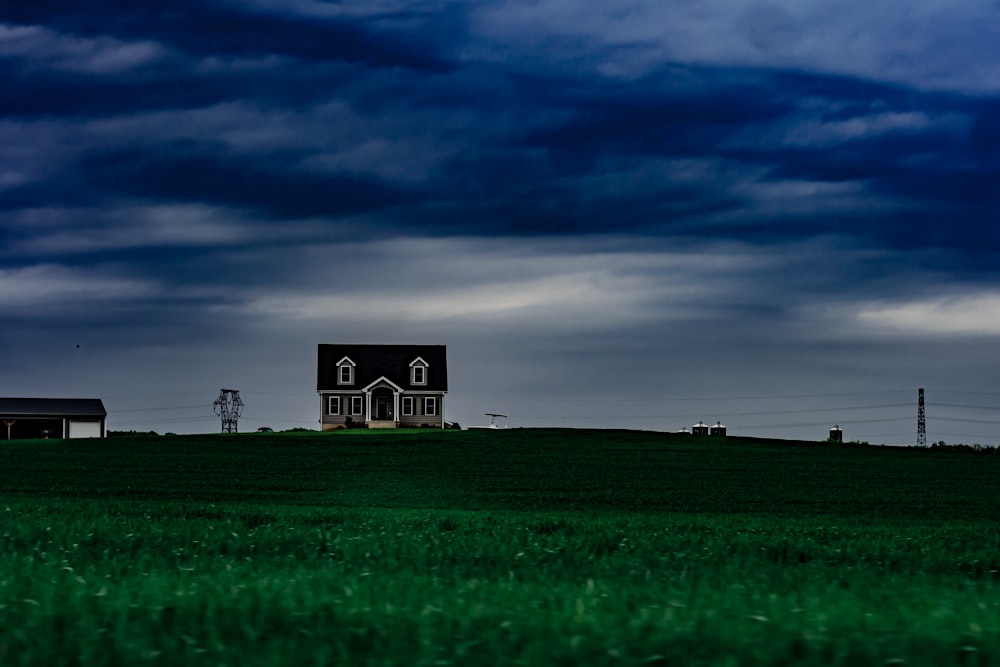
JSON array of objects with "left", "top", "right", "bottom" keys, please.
[{"left": 2, "top": 429, "right": 999, "bottom": 665}]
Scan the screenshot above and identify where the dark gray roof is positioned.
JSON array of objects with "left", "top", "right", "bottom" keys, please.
[
  {"left": 317, "top": 344, "right": 447, "bottom": 391},
  {"left": 0, "top": 398, "right": 107, "bottom": 417}
]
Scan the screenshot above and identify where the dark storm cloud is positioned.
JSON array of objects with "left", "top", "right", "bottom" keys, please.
[
  {"left": 3, "top": 0, "right": 997, "bottom": 253},
  {"left": 0, "top": 0, "right": 458, "bottom": 72},
  {"left": 0, "top": 58, "right": 357, "bottom": 118},
  {"left": 3, "top": 0, "right": 1000, "bottom": 440},
  {"left": 76, "top": 144, "right": 420, "bottom": 220},
  {"left": 516, "top": 69, "right": 791, "bottom": 156}
]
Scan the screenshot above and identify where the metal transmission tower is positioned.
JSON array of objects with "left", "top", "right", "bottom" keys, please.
[
  {"left": 917, "top": 387, "right": 926, "bottom": 446},
  {"left": 213, "top": 389, "right": 244, "bottom": 433}
]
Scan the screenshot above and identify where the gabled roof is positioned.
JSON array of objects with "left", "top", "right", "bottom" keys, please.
[
  {"left": 0, "top": 398, "right": 107, "bottom": 417},
  {"left": 318, "top": 344, "right": 447, "bottom": 391},
  {"left": 362, "top": 375, "right": 405, "bottom": 393}
]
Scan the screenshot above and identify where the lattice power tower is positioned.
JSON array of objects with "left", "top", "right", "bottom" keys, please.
[
  {"left": 917, "top": 387, "right": 926, "bottom": 446},
  {"left": 213, "top": 388, "right": 244, "bottom": 433}
]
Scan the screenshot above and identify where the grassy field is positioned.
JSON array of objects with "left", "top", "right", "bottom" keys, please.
[{"left": 1, "top": 429, "right": 999, "bottom": 665}]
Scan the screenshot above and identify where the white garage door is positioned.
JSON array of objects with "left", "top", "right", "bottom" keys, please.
[{"left": 68, "top": 420, "right": 102, "bottom": 439}]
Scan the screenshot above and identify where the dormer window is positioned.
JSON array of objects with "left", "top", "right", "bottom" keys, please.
[
  {"left": 410, "top": 357, "right": 428, "bottom": 385},
  {"left": 337, "top": 357, "right": 355, "bottom": 385}
]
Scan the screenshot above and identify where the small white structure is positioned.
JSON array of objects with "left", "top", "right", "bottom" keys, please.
[
  {"left": 468, "top": 413, "right": 508, "bottom": 430},
  {"left": 692, "top": 421, "right": 710, "bottom": 436},
  {"left": 829, "top": 425, "right": 843, "bottom": 443},
  {"left": 710, "top": 421, "right": 727, "bottom": 437}
]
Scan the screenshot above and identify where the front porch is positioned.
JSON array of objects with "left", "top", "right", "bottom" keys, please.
[{"left": 367, "top": 420, "right": 397, "bottom": 429}]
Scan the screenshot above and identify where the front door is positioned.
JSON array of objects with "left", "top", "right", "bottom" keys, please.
[
  {"left": 371, "top": 387, "right": 395, "bottom": 421},
  {"left": 371, "top": 387, "right": 394, "bottom": 421}
]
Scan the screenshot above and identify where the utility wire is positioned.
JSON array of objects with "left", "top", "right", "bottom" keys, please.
[
  {"left": 932, "top": 402, "right": 1000, "bottom": 411},
  {"left": 111, "top": 404, "right": 208, "bottom": 413},
  {"left": 530, "top": 390, "right": 911, "bottom": 403},
  {"left": 934, "top": 416, "right": 1000, "bottom": 426}
]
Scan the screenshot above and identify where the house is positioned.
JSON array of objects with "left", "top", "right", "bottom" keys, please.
[
  {"left": 317, "top": 344, "right": 447, "bottom": 429},
  {"left": 0, "top": 398, "right": 107, "bottom": 439}
]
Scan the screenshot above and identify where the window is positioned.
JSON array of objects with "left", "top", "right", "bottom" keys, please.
[
  {"left": 328, "top": 396, "right": 340, "bottom": 415},
  {"left": 337, "top": 357, "right": 355, "bottom": 385},
  {"left": 424, "top": 396, "right": 437, "bottom": 416},
  {"left": 402, "top": 396, "right": 414, "bottom": 416},
  {"left": 351, "top": 396, "right": 363, "bottom": 415},
  {"left": 410, "top": 357, "right": 428, "bottom": 385}
]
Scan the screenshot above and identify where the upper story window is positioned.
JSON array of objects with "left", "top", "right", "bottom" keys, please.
[
  {"left": 337, "top": 357, "right": 355, "bottom": 385},
  {"left": 410, "top": 357, "right": 428, "bottom": 385}
]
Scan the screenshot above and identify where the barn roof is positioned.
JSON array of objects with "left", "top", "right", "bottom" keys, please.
[
  {"left": 0, "top": 398, "right": 107, "bottom": 417},
  {"left": 317, "top": 344, "right": 448, "bottom": 391}
]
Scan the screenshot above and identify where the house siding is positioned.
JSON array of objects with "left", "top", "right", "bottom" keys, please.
[
  {"left": 396, "top": 393, "right": 444, "bottom": 428},
  {"left": 319, "top": 392, "right": 366, "bottom": 430},
  {"left": 320, "top": 392, "right": 446, "bottom": 429}
]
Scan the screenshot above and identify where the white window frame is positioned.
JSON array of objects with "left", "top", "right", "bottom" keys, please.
[
  {"left": 424, "top": 396, "right": 437, "bottom": 416},
  {"left": 328, "top": 396, "right": 340, "bottom": 415},
  {"left": 402, "top": 396, "right": 414, "bottom": 416},
  {"left": 351, "top": 396, "right": 363, "bottom": 416},
  {"left": 409, "top": 357, "right": 428, "bottom": 386},
  {"left": 337, "top": 357, "right": 355, "bottom": 385}
]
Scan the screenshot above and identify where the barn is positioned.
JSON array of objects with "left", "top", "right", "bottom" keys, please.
[{"left": 0, "top": 398, "right": 108, "bottom": 440}]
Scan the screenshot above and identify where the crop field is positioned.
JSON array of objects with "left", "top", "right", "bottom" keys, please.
[{"left": 1, "top": 429, "right": 999, "bottom": 666}]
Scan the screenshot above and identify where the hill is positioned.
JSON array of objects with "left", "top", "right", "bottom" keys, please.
[{"left": 2, "top": 428, "right": 997, "bottom": 518}]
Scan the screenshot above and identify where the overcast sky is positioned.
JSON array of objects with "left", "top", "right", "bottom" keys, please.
[{"left": 3, "top": 0, "right": 1000, "bottom": 443}]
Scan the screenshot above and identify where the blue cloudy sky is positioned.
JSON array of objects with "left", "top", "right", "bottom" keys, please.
[{"left": 2, "top": 0, "right": 1000, "bottom": 442}]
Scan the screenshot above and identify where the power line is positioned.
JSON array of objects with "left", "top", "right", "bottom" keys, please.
[
  {"left": 933, "top": 402, "right": 1000, "bottom": 411},
  {"left": 933, "top": 389, "right": 1000, "bottom": 398},
  {"left": 529, "top": 390, "right": 912, "bottom": 403},
  {"left": 737, "top": 417, "right": 912, "bottom": 430},
  {"left": 111, "top": 415, "right": 216, "bottom": 426},
  {"left": 935, "top": 416, "right": 1000, "bottom": 426},
  {"left": 724, "top": 403, "right": 910, "bottom": 417},
  {"left": 111, "top": 404, "right": 208, "bottom": 413},
  {"left": 510, "top": 403, "right": 912, "bottom": 424}
]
